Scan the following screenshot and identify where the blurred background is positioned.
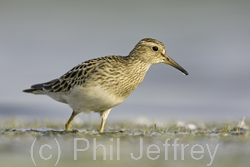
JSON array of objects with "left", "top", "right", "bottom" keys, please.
[
  {"left": 1, "top": 1, "right": 250, "bottom": 167},
  {"left": 1, "top": 0, "right": 250, "bottom": 123}
]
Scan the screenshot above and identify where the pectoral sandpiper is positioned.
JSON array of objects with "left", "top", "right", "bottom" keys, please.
[{"left": 23, "top": 38, "right": 188, "bottom": 132}]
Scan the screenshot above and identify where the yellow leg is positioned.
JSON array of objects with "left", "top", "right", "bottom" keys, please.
[
  {"left": 99, "top": 109, "right": 112, "bottom": 133},
  {"left": 65, "top": 111, "right": 78, "bottom": 131}
]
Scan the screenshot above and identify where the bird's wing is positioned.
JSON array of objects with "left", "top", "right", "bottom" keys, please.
[{"left": 41, "top": 58, "right": 105, "bottom": 92}]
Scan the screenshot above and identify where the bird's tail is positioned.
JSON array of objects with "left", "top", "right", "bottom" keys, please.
[
  {"left": 23, "top": 83, "right": 45, "bottom": 94},
  {"left": 23, "top": 88, "right": 38, "bottom": 93},
  {"left": 23, "top": 79, "right": 58, "bottom": 94}
]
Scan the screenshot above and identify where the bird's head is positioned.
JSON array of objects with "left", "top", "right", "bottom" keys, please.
[{"left": 130, "top": 38, "right": 188, "bottom": 75}]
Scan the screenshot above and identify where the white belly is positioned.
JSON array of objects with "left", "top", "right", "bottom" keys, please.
[{"left": 55, "top": 85, "right": 124, "bottom": 113}]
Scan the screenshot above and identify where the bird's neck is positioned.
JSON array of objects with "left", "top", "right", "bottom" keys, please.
[{"left": 112, "top": 55, "right": 151, "bottom": 98}]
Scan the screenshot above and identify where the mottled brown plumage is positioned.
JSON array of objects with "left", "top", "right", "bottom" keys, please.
[{"left": 23, "top": 38, "right": 188, "bottom": 132}]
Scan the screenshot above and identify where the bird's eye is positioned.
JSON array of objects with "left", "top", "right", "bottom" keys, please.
[{"left": 152, "top": 46, "right": 158, "bottom": 51}]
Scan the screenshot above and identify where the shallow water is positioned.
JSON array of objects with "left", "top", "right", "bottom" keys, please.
[{"left": 0, "top": 120, "right": 249, "bottom": 167}]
